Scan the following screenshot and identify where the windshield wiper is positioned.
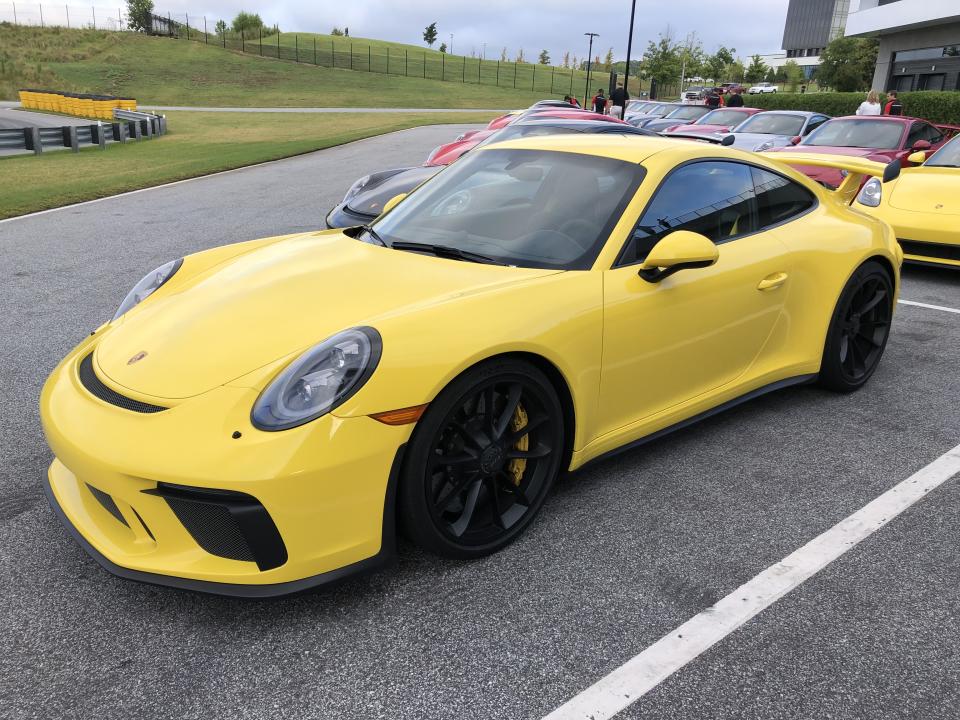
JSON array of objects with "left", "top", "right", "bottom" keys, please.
[
  {"left": 390, "top": 241, "right": 505, "bottom": 265},
  {"left": 359, "top": 225, "right": 387, "bottom": 246}
]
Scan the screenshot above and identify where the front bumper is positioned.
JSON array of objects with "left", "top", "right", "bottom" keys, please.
[{"left": 41, "top": 339, "right": 412, "bottom": 597}]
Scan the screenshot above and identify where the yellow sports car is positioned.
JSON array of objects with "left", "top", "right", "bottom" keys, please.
[
  {"left": 852, "top": 134, "right": 960, "bottom": 269},
  {"left": 41, "top": 135, "right": 902, "bottom": 597}
]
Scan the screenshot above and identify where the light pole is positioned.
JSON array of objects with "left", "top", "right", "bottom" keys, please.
[
  {"left": 450, "top": 33, "right": 454, "bottom": 55},
  {"left": 583, "top": 32, "right": 599, "bottom": 108},
  {"left": 624, "top": 0, "right": 637, "bottom": 96},
  {"left": 482, "top": 42, "right": 486, "bottom": 60},
  {"left": 679, "top": 32, "right": 694, "bottom": 93}
]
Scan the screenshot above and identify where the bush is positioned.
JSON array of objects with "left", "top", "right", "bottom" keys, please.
[{"left": 745, "top": 91, "right": 960, "bottom": 125}]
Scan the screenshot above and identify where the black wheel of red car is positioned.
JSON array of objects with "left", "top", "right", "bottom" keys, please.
[
  {"left": 818, "top": 260, "right": 893, "bottom": 392},
  {"left": 399, "top": 359, "right": 564, "bottom": 559}
]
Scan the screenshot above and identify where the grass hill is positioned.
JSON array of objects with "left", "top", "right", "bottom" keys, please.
[{"left": 0, "top": 25, "right": 602, "bottom": 107}]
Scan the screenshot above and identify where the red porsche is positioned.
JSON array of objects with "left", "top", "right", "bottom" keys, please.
[
  {"left": 662, "top": 107, "right": 764, "bottom": 136},
  {"left": 766, "top": 115, "right": 959, "bottom": 188}
]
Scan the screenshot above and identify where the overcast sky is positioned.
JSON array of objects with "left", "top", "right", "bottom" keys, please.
[{"left": 155, "top": 0, "right": 793, "bottom": 62}]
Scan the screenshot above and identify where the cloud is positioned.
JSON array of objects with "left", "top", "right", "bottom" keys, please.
[{"left": 164, "top": 0, "right": 791, "bottom": 61}]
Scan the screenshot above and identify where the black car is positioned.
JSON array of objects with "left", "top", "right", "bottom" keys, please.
[{"left": 325, "top": 120, "right": 656, "bottom": 229}]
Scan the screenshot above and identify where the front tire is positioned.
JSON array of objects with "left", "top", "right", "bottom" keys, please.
[
  {"left": 399, "top": 359, "right": 564, "bottom": 559},
  {"left": 818, "top": 261, "right": 893, "bottom": 392}
]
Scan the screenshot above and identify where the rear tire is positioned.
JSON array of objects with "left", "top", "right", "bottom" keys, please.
[
  {"left": 399, "top": 359, "right": 564, "bottom": 559},
  {"left": 818, "top": 261, "right": 893, "bottom": 393}
]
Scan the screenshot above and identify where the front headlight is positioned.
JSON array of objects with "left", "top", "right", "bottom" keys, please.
[
  {"left": 251, "top": 327, "right": 382, "bottom": 431},
  {"left": 856, "top": 177, "right": 883, "bottom": 207},
  {"left": 113, "top": 258, "right": 183, "bottom": 321},
  {"left": 343, "top": 175, "right": 372, "bottom": 203}
]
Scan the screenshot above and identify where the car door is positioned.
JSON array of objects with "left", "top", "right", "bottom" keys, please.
[{"left": 597, "top": 160, "right": 803, "bottom": 437}]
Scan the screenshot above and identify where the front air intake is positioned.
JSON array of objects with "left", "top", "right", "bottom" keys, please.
[{"left": 78, "top": 353, "right": 167, "bottom": 413}]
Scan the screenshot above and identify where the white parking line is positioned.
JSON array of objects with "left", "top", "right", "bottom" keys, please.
[
  {"left": 898, "top": 299, "right": 960, "bottom": 315},
  {"left": 543, "top": 442, "right": 960, "bottom": 720}
]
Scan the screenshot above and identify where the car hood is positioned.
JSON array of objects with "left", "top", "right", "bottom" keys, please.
[
  {"left": 345, "top": 165, "right": 441, "bottom": 218},
  {"left": 889, "top": 168, "right": 960, "bottom": 214},
  {"left": 729, "top": 132, "right": 793, "bottom": 150},
  {"left": 95, "top": 232, "right": 558, "bottom": 400}
]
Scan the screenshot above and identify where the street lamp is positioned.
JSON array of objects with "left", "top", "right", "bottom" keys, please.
[
  {"left": 584, "top": 32, "right": 599, "bottom": 108},
  {"left": 624, "top": 0, "right": 637, "bottom": 96},
  {"left": 450, "top": 33, "right": 454, "bottom": 55}
]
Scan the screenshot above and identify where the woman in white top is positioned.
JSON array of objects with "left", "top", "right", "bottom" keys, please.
[{"left": 856, "top": 90, "right": 882, "bottom": 116}]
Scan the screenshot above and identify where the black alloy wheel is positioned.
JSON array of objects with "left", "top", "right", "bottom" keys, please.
[
  {"left": 819, "top": 260, "right": 893, "bottom": 392},
  {"left": 399, "top": 359, "right": 564, "bottom": 558}
]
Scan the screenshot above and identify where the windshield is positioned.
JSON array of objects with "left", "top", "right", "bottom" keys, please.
[
  {"left": 802, "top": 119, "right": 904, "bottom": 149},
  {"left": 371, "top": 148, "right": 644, "bottom": 270},
  {"left": 736, "top": 113, "right": 806, "bottom": 136},
  {"left": 665, "top": 105, "right": 710, "bottom": 121},
  {"left": 648, "top": 104, "right": 676, "bottom": 118},
  {"left": 925, "top": 135, "right": 960, "bottom": 167},
  {"left": 697, "top": 109, "right": 748, "bottom": 126}
]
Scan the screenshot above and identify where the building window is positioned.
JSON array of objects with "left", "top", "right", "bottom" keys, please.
[{"left": 893, "top": 45, "right": 960, "bottom": 63}]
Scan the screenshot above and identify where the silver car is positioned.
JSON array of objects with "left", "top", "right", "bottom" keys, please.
[{"left": 727, "top": 110, "right": 832, "bottom": 151}]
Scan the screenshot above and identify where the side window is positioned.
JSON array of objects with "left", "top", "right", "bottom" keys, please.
[
  {"left": 907, "top": 122, "right": 942, "bottom": 146},
  {"left": 751, "top": 167, "right": 816, "bottom": 228},
  {"left": 619, "top": 161, "right": 757, "bottom": 265},
  {"left": 805, "top": 116, "right": 829, "bottom": 134}
]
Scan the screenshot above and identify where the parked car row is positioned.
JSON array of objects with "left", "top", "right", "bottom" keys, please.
[{"left": 329, "top": 98, "right": 960, "bottom": 272}]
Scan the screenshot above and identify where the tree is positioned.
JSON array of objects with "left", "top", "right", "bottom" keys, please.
[
  {"left": 214, "top": 19, "right": 227, "bottom": 37},
  {"left": 561, "top": 51, "right": 570, "bottom": 69},
  {"left": 538, "top": 49, "right": 550, "bottom": 65},
  {"left": 765, "top": 67, "right": 777, "bottom": 83},
  {"left": 604, "top": 47, "right": 613, "bottom": 71},
  {"left": 423, "top": 22, "right": 438, "bottom": 47},
  {"left": 705, "top": 45, "right": 736, "bottom": 82},
  {"left": 728, "top": 59, "right": 746, "bottom": 83},
  {"left": 640, "top": 34, "right": 681, "bottom": 88},
  {"left": 516, "top": 48, "right": 526, "bottom": 63},
  {"left": 816, "top": 37, "right": 878, "bottom": 91},
  {"left": 125, "top": 0, "right": 154, "bottom": 32},
  {"left": 571, "top": 55, "right": 578, "bottom": 70},
  {"left": 782, "top": 59, "right": 805, "bottom": 92},
  {"left": 744, "top": 54, "right": 769, "bottom": 83},
  {"left": 439, "top": 43, "right": 447, "bottom": 53},
  {"left": 500, "top": 47, "right": 508, "bottom": 62},
  {"left": 344, "top": 27, "right": 349, "bottom": 37},
  {"left": 231, "top": 12, "right": 264, "bottom": 35},
  {"left": 330, "top": 27, "right": 344, "bottom": 36}
]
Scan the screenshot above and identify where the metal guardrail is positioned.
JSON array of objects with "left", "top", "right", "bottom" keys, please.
[{"left": 0, "top": 111, "right": 166, "bottom": 156}]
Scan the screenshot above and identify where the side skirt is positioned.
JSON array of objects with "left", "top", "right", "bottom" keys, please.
[{"left": 578, "top": 374, "right": 818, "bottom": 471}]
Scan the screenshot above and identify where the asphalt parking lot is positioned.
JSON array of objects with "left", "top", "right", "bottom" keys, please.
[{"left": 1, "top": 123, "right": 958, "bottom": 720}]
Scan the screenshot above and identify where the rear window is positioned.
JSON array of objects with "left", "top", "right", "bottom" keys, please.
[
  {"left": 698, "top": 109, "right": 750, "bottom": 127},
  {"left": 736, "top": 114, "right": 806, "bottom": 136},
  {"left": 802, "top": 119, "right": 904, "bottom": 149}
]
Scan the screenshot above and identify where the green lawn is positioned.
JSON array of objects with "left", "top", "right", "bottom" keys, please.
[
  {"left": 0, "top": 110, "right": 495, "bottom": 219},
  {"left": 0, "top": 26, "right": 587, "bottom": 107}
]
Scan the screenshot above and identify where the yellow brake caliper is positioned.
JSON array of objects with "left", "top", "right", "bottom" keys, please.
[{"left": 507, "top": 404, "right": 529, "bottom": 487}]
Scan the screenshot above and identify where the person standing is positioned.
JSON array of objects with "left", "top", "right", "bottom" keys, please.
[
  {"left": 856, "top": 90, "right": 882, "bottom": 116},
  {"left": 592, "top": 88, "right": 607, "bottom": 114},
  {"left": 884, "top": 91, "right": 903, "bottom": 116},
  {"left": 726, "top": 87, "right": 744, "bottom": 107},
  {"left": 705, "top": 88, "right": 722, "bottom": 110},
  {"left": 610, "top": 82, "right": 629, "bottom": 119}
]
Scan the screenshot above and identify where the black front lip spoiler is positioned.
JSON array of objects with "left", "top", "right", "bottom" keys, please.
[{"left": 43, "top": 445, "right": 405, "bottom": 599}]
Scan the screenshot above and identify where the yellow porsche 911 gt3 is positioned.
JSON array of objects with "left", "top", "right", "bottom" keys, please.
[
  {"left": 41, "top": 135, "right": 902, "bottom": 597},
  {"left": 852, "top": 133, "right": 960, "bottom": 269}
]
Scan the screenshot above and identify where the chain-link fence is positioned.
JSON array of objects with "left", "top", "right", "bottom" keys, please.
[{"left": 1, "top": 3, "right": 671, "bottom": 100}]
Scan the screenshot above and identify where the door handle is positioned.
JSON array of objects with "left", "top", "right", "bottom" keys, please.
[{"left": 757, "top": 272, "right": 788, "bottom": 291}]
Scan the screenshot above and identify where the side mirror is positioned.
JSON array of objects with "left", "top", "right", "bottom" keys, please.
[
  {"left": 638, "top": 231, "right": 719, "bottom": 282},
  {"left": 381, "top": 193, "right": 407, "bottom": 215},
  {"left": 907, "top": 151, "right": 927, "bottom": 165},
  {"left": 912, "top": 139, "right": 932, "bottom": 151},
  {"left": 790, "top": 135, "right": 802, "bottom": 145}
]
